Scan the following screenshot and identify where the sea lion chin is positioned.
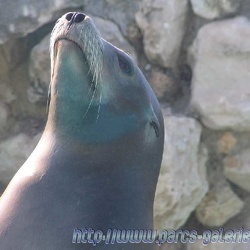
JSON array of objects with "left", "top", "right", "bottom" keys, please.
[{"left": 0, "top": 12, "right": 164, "bottom": 249}]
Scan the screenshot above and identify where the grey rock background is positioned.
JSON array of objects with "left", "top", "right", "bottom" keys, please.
[{"left": 0, "top": 0, "right": 250, "bottom": 249}]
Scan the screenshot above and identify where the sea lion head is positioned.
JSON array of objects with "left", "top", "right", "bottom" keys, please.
[{"left": 49, "top": 12, "right": 164, "bottom": 149}]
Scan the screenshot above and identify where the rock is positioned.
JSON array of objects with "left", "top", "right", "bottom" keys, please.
[
  {"left": 224, "top": 148, "right": 250, "bottom": 192},
  {"left": 224, "top": 197, "right": 250, "bottom": 232},
  {"left": 28, "top": 34, "right": 50, "bottom": 104},
  {"left": 154, "top": 115, "right": 208, "bottom": 230},
  {"left": 190, "top": 0, "right": 240, "bottom": 19},
  {"left": 187, "top": 239, "right": 249, "bottom": 250},
  {"left": 93, "top": 16, "right": 138, "bottom": 62},
  {"left": 0, "top": 0, "right": 85, "bottom": 44},
  {"left": 217, "top": 131, "right": 237, "bottom": 154},
  {"left": 85, "top": 0, "right": 139, "bottom": 38},
  {"left": 240, "top": 0, "right": 250, "bottom": 19},
  {"left": 0, "top": 102, "right": 8, "bottom": 133},
  {"left": 0, "top": 133, "right": 41, "bottom": 186},
  {"left": 135, "top": 0, "right": 188, "bottom": 68},
  {"left": 195, "top": 183, "right": 244, "bottom": 227},
  {"left": 189, "top": 17, "right": 250, "bottom": 131},
  {"left": 149, "top": 69, "right": 178, "bottom": 101},
  {"left": 159, "top": 242, "right": 184, "bottom": 250},
  {"left": 0, "top": 45, "right": 10, "bottom": 82},
  {"left": 2, "top": 38, "right": 29, "bottom": 70}
]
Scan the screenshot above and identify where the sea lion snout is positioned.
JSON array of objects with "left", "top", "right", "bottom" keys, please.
[
  {"left": 65, "top": 12, "right": 86, "bottom": 25},
  {"left": 50, "top": 12, "right": 104, "bottom": 92}
]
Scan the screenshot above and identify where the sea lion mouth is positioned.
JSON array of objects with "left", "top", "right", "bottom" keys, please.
[{"left": 53, "top": 38, "right": 82, "bottom": 61}]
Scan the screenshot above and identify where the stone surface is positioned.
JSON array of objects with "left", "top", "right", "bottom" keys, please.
[
  {"left": 0, "top": 45, "right": 10, "bottom": 82},
  {"left": 0, "top": 133, "right": 41, "bottom": 186},
  {"left": 135, "top": 0, "right": 188, "bottom": 68},
  {"left": 224, "top": 196, "right": 250, "bottom": 231},
  {"left": 187, "top": 240, "right": 250, "bottom": 250},
  {"left": 190, "top": 0, "right": 240, "bottom": 19},
  {"left": 160, "top": 242, "right": 184, "bottom": 250},
  {"left": 217, "top": 131, "right": 237, "bottom": 154},
  {"left": 195, "top": 183, "right": 244, "bottom": 227},
  {"left": 149, "top": 68, "right": 178, "bottom": 101},
  {"left": 93, "top": 16, "right": 138, "bottom": 62},
  {"left": 189, "top": 17, "right": 250, "bottom": 131},
  {"left": 85, "top": 0, "right": 139, "bottom": 38},
  {"left": 0, "top": 0, "right": 85, "bottom": 44},
  {"left": 28, "top": 34, "right": 50, "bottom": 104},
  {"left": 224, "top": 148, "right": 250, "bottom": 192},
  {"left": 0, "top": 102, "right": 8, "bottom": 133},
  {"left": 154, "top": 115, "right": 208, "bottom": 230}
]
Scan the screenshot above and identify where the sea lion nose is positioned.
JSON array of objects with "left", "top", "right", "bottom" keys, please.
[{"left": 65, "top": 12, "right": 86, "bottom": 24}]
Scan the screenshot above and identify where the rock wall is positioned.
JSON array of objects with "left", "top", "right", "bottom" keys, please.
[{"left": 1, "top": 1, "right": 250, "bottom": 249}]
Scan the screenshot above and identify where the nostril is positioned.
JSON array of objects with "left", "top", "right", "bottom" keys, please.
[
  {"left": 74, "top": 13, "right": 85, "bottom": 23},
  {"left": 65, "top": 12, "right": 74, "bottom": 22}
]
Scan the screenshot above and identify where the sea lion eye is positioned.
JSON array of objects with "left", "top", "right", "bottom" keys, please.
[{"left": 117, "top": 54, "right": 133, "bottom": 75}]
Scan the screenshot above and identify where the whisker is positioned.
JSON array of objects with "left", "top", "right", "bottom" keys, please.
[
  {"left": 86, "top": 72, "right": 95, "bottom": 98},
  {"left": 95, "top": 87, "right": 102, "bottom": 125},
  {"left": 82, "top": 87, "right": 97, "bottom": 119}
]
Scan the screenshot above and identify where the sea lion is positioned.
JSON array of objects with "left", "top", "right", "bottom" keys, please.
[{"left": 0, "top": 12, "right": 164, "bottom": 249}]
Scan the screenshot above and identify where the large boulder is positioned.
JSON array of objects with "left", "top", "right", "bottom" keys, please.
[
  {"left": 196, "top": 183, "right": 244, "bottom": 227},
  {"left": 0, "top": 102, "right": 9, "bottom": 134},
  {"left": 190, "top": 0, "right": 240, "bottom": 19},
  {"left": 154, "top": 115, "right": 208, "bottom": 230},
  {"left": 224, "top": 148, "right": 250, "bottom": 192},
  {"left": 0, "top": 0, "right": 85, "bottom": 44},
  {"left": 0, "top": 133, "right": 41, "bottom": 186},
  {"left": 28, "top": 34, "right": 50, "bottom": 104},
  {"left": 189, "top": 16, "right": 250, "bottom": 131},
  {"left": 136, "top": 0, "right": 188, "bottom": 68}
]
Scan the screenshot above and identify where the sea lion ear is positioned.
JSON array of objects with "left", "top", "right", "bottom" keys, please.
[
  {"left": 150, "top": 118, "right": 160, "bottom": 137},
  {"left": 149, "top": 105, "right": 160, "bottom": 138}
]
